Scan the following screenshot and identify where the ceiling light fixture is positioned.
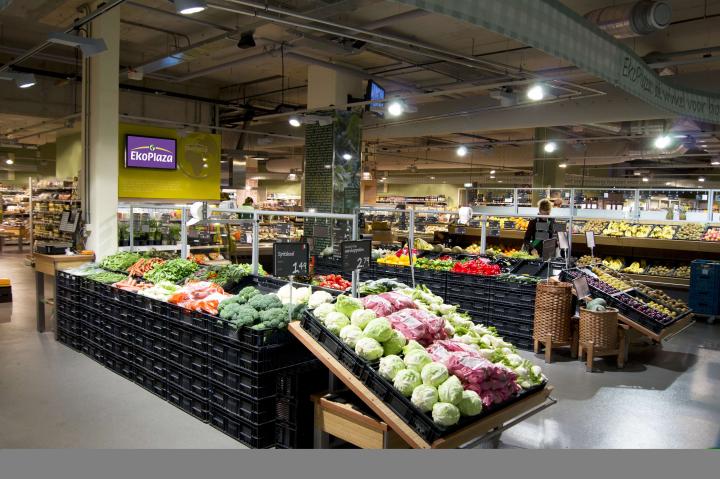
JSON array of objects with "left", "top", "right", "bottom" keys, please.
[
  {"left": 323, "top": 164, "right": 332, "bottom": 169},
  {"left": 362, "top": 171, "right": 373, "bottom": 181},
  {"left": 558, "top": 163, "right": 567, "bottom": 168},
  {"left": 642, "top": 177, "right": 649, "bottom": 182},
  {"left": 236, "top": 31, "right": 256, "bottom": 49},
  {"left": 342, "top": 153, "right": 352, "bottom": 160},
  {"left": 489, "top": 175, "right": 495, "bottom": 179},
  {"left": 698, "top": 177, "right": 705, "bottom": 182},
  {"left": 0, "top": 71, "right": 36, "bottom": 88},
  {"left": 47, "top": 32, "right": 107, "bottom": 56},
  {"left": 429, "top": 176, "right": 435, "bottom": 180},
  {"left": 174, "top": 0, "right": 207, "bottom": 15},
  {"left": 489, "top": 170, "right": 496, "bottom": 175},
  {"left": 386, "top": 100, "right": 404, "bottom": 117},
  {"left": 463, "top": 182, "right": 473, "bottom": 188},
  {"left": 456, "top": 145, "right": 468, "bottom": 157},
  {"left": 5, "top": 158, "right": 14, "bottom": 165},
  {"left": 287, "top": 169, "right": 299, "bottom": 181},
  {"left": 712, "top": 159, "right": 720, "bottom": 166},
  {"left": 288, "top": 116, "right": 301, "bottom": 127},
  {"left": 526, "top": 84, "right": 545, "bottom": 101},
  {"left": 653, "top": 134, "right": 672, "bottom": 149},
  {"left": 543, "top": 141, "right": 557, "bottom": 153},
  {"left": 665, "top": 182, "right": 672, "bottom": 186},
  {"left": 497, "top": 180, "right": 503, "bottom": 183}
]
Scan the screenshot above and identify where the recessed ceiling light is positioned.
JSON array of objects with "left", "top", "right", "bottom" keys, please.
[
  {"left": 665, "top": 182, "right": 672, "bottom": 186},
  {"left": 490, "top": 175, "right": 495, "bottom": 179},
  {"left": 558, "top": 163, "right": 567, "bottom": 168},
  {"left": 5, "top": 158, "right": 14, "bottom": 165},
  {"left": 642, "top": 177, "right": 649, "bottom": 182},
  {"left": 497, "top": 180, "right": 503, "bottom": 183},
  {"left": 174, "top": 0, "right": 207, "bottom": 15},
  {"left": 544, "top": 141, "right": 557, "bottom": 153},
  {"left": 526, "top": 84, "right": 545, "bottom": 101},
  {"left": 654, "top": 135, "right": 672, "bottom": 149},
  {"left": 288, "top": 116, "right": 301, "bottom": 127},
  {"left": 698, "top": 177, "right": 705, "bottom": 182},
  {"left": 342, "top": 153, "right": 352, "bottom": 160},
  {"left": 456, "top": 145, "right": 468, "bottom": 157},
  {"left": 429, "top": 176, "right": 435, "bottom": 180},
  {"left": 387, "top": 100, "right": 404, "bottom": 117},
  {"left": 463, "top": 182, "right": 473, "bottom": 188},
  {"left": 713, "top": 160, "right": 720, "bottom": 166},
  {"left": 489, "top": 170, "right": 496, "bottom": 174}
]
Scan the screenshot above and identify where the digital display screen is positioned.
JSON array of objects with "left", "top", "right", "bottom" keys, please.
[{"left": 367, "top": 80, "right": 385, "bottom": 116}]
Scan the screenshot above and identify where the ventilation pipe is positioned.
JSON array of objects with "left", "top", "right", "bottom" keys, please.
[{"left": 585, "top": 1, "right": 671, "bottom": 38}]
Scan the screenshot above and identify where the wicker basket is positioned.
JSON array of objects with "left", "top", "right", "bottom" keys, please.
[
  {"left": 579, "top": 308, "right": 619, "bottom": 350},
  {"left": 533, "top": 281, "right": 573, "bottom": 342}
]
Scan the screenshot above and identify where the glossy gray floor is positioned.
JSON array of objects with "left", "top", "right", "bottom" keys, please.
[{"left": 1, "top": 252, "right": 719, "bottom": 448}]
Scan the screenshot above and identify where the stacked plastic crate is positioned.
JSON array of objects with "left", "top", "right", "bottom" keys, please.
[{"left": 689, "top": 260, "right": 720, "bottom": 317}]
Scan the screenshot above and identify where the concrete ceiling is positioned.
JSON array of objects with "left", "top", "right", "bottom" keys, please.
[{"left": 1, "top": 0, "right": 720, "bottom": 185}]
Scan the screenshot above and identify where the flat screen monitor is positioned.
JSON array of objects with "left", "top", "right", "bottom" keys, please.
[
  {"left": 125, "top": 135, "right": 177, "bottom": 170},
  {"left": 366, "top": 80, "right": 385, "bottom": 117}
]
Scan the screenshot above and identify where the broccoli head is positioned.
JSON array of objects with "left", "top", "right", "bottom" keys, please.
[
  {"left": 238, "top": 286, "right": 260, "bottom": 302},
  {"left": 218, "top": 295, "right": 246, "bottom": 311},
  {"left": 247, "top": 293, "right": 283, "bottom": 311}
]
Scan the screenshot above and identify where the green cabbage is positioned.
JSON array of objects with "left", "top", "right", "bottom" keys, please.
[
  {"left": 458, "top": 390, "right": 483, "bottom": 416},
  {"left": 411, "top": 384, "right": 439, "bottom": 412},
  {"left": 378, "top": 355, "right": 406, "bottom": 381},
  {"left": 350, "top": 309, "right": 376, "bottom": 330},
  {"left": 421, "top": 362, "right": 449, "bottom": 388},
  {"left": 432, "top": 402, "right": 460, "bottom": 426},
  {"left": 402, "top": 340, "right": 425, "bottom": 356},
  {"left": 382, "top": 330, "right": 407, "bottom": 356},
  {"left": 324, "top": 311, "right": 350, "bottom": 335},
  {"left": 393, "top": 369, "right": 421, "bottom": 396},
  {"left": 335, "top": 295, "right": 363, "bottom": 317},
  {"left": 363, "top": 317, "right": 393, "bottom": 343},
  {"left": 354, "top": 337, "right": 384, "bottom": 361},
  {"left": 403, "top": 349, "right": 432, "bottom": 373},
  {"left": 438, "top": 375, "right": 463, "bottom": 405},
  {"left": 339, "top": 325, "right": 363, "bottom": 348}
]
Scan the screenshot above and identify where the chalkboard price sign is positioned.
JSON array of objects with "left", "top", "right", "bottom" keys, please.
[
  {"left": 503, "top": 220, "right": 515, "bottom": 229},
  {"left": 574, "top": 275, "right": 590, "bottom": 300},
  {"left": 341, "top": 240, "right": 372, "bottom": 272},
  {"left": 276, "top": 223, "right": 292, "bottom": 236},
  {"left": 455, "top": 226, "right": 467, "bottom": 235},
  {"left": 273, "top": 242, "right": 309, "bottom": 277},
  {"left": 542, "top": 238, "right": 557, "bottom": 261}
]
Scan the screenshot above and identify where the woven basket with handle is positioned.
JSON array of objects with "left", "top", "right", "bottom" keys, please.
[
  {"left": 533, "top": 281, "right": 573, "bottom": 342},
  {"left": 579, "top": 307, "right": 619, "bottom": 350}
]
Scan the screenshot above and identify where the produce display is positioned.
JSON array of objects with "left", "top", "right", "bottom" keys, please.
[
  {"left": 450, "top": 259, "right": 501, "bottom": 276},
  {"left": 675, "top": 223, "right": 704, "bottom": 241},
  {"left": 313, "top": 274, "right": 351, "bottom": 290},
  {"left": 602, "top": 221, "right": 652, "bottom": 238},
  {"left": 598, "top": 267, "right": 690, "bottom": 313},
  {"left": 494, "top": 273, "right": 543, "bottom": 285},
  {"left": 487, "top": 216, "right": 529, "bottom": 230},
  {"left": 465, "top": 244, "right": 482, "bottom": 254},
  {"left": 413, "top": 237, "right": 435, "bottom": 251},
  {"left": 100, "top": 252, "right": 142, "bottom": 272},
  {"left": 86, "top": 271, "right": 128, "bottom": 284},
  {"left": 674, "top": 265, "right": 690, "bottom": 278},
  {"left": 592, "top": 267, "right": 631, "bottom": 290},
  {"left": 622, "top": 261, "right": 646, "bottom": 274},
  {"left": 576, "top": 255, "right": 601, "bottom": 267},
  {"left": 602, "top": 257, "right": 624, "bottom": 271},
  {"left": 584, "top": 297, "right": 609, "bottom": 312},
  {"left": 112, "top": 277, "right": 152, "bottom": 293},
  {"left": 423, "top": 225, "right": 448, "bottom": 234},
  {"left": 703, "top": 227, "right": 720, "bottom": 242},
  {"left": 307, "top": 284, "right": 546, "bottom": 426},
  {"left": 645, "top": 264, "right": 674, "bottom": 277},
  {"left": 144, "top": 258, "right": 199, "bottom": 284},
  {"left": 581, "top": 220, "right": 607, "bottom": 235},
  {"left": 168, "top": 281, "right": 231, "bottom": 315},
  {"left": 128, "top": 257, "right": 165, "bottom": 277},
  {"left": 138, "top": 281, "right": 182, "bottom": 301},
  {"left": 415, "top": 256, "right": 454, "bottom": 271},
  {"left": 219, "top": 287, "right": 291, "bottom": 331},
  {"left": 649, "top": 225, "right": 677, "bottom": 240},
  {"left": 357, "top": 278, "right": 409, "bottom": 296}
]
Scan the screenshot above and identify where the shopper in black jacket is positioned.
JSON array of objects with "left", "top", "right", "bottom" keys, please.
[{"left": 523, "top": 198, "right": 554, "bottom": 254}]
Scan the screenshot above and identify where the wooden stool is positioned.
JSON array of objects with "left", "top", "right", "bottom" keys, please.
[
  {"left": 579, "top": 324, "right": 629, "bottom": 371},
  {"left": 533, "top": 316, "right": 579, "bottom": 363}
]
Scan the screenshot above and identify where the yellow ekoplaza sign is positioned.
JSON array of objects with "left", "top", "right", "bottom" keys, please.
[{"left": 118, "top": 123, "right": 221, "bottom": 200}]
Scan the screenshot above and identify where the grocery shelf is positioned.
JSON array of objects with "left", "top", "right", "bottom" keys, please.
[
  {"left": 624, "top": 274, "right": 690, "bottom": 288},
  {"left": 570, "top": 234, "right": 720, "bottom": 253}
]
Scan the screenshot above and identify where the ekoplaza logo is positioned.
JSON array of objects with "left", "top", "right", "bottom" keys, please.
[
  {"left": 126, "top": 135, "right": 177, "bottom": 169},
  {"left": 129, "top": 143, "right": 174, "bottom": 163}
]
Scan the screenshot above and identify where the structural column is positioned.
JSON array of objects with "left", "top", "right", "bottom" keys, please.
[
  {"left": 82, "top": 2, "right": 119, "bottom": 258},
  {"left": 532, "top": 127, "right": 566, "bottom": 204},
  {"left": 303, "top": 65, "right": 363, "bottom": 252}
]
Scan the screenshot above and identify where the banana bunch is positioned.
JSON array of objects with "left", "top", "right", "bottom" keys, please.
[
  {"left": 649, "top": 225, "right": 676, "bottom": 240},
  {"left": 622, "top": 261, "right": 646, "bottom": 274},
  {"left": 602, "top": 257, "right": 624, "bottom": 271}
]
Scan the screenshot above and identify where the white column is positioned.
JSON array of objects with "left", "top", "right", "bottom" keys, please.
[{"left": 82, "top": 3, "right": 119, "bottom": 258}]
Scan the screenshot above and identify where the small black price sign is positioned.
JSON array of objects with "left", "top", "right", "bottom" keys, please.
[
  {"left": 488, "top": 220, "right": 500, "bottom": 229},
  {"left": 542, "top": 238, "right": 557, "bottom": 261},
  {"left": 273, "top": 242, "right": 309, "bottom": 277},
  {"left": 573, "top": 276, "right": 590, "bottom": 300},
  {"left": 503, "top": 220, "right": 515, "bottom": 229},
  {"left": 276, "top": 223, "right": 291, "bottom": 236},
  {"left": 488, "top": 227, "right": 500, "bottom": 237},
  {"left": 341, "top": 240, "right": 371, "bottom": 272},
  {"left": 455, "top": 226, "right": 467, "bottom": 235}
]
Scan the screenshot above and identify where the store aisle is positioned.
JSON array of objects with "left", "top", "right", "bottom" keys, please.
[{"left": 0, "top": 253, "right": 243, "bottom": 448}]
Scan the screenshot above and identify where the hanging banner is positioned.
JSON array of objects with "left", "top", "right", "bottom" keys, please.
[{"left": 394, "top": 0, "right": 720, "bottom": 124}]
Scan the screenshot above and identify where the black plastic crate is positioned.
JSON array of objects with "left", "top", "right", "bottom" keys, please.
[
  {"left": 104, "top": 320, "right": 135, "bottom": 344},
  {"left": 275, "top": 423, "right": 314, "bottom": 449},
  {"left": 210, "top": 335, "right": 313, "bottom": 374},
  {"left": 105, "top": 338, "right": 134, "bottom": 361},
  {"left": 275, "top": 359, "right": 327, "bottom": 398},
  {"left": 300, "top": 313, "right": 369, "bottom": 377},
  {"left": 56, "top": 270, "right": 81, "bottom": 291},
  {"left": 56, "top": 330, "right": 82, "bottom": 352},
  {"left": 499, "top": 331, "right": 534, "bottom": 351},
  {"left": 445, "top": 293, "right": 489, "bottom": 314},
  {"left": 167, "top": 344, "right": 209, "bottom": 376},
  {"left": 209, "top": 360, "right": 278, "bottom": 399},
  {"left": 168, "top": 384, "right": 209, "bottom": 422},
  {"left": 487, "top": 315, "right": 534, "bottom": 337},
  {"left": 167, "top": 322, "right": 209, "bottom": 355},
  {"left": 104, "top": 352, "right": 135, "bottom": 380},
  {"left": 56, "top": 298, "right": 81, "bottom": 317},
  {"left": 209, "top": 405, "right": 276, "bottom": 448},
  {"left": 209, "top": 318, "right": 294, "bottom": 348},
  {"left": 133, "top": 349, "right": 169, "bottom": 377},
  {"left": 81, "top": 341, "right": 106, "bottom": 364},
  {"left": 134, "top": 368, "right": 167, "bottom": 399},
  {"left": 176, "top": 309, "right": 212, "bottom": 331},
  {"left": 446, "top": 272, "right": 491, "bottom": 287},
  {"left": 486, "top": 300, "right": 534, "bottom": 323},
  {"left": 133, "top": 330, "right": 168, "bottom": 357},
  {"left": 209, "top": 383, "right": 277, "bottom": 424},
  {"left": 167, "top": 363, "right": 209, "bottom": 399},
  {"left": 56, "top": 313, "right": 82, "bottom": 335},
  {"left": 488, "top": 286, "right": 536, "bottom": 305},
  {"left": 55, "top": 286, "right": 81, "bottom": 304},
  {"left": 142, "top": 312, "right": 169, "bottom": 337}
]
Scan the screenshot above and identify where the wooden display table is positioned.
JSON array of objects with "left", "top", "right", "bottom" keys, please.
[
  {"left": 34, "top": 253, "right": 94, "bottom": 333},
  {"left": 0, "top": 226, "right": 27, "bottom": 253},
  {"left": 289, "top": 322, "right": 555, "bottom": 449}
]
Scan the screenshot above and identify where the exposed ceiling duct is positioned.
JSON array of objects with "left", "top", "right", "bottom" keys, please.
[{"left": 584, "top": 0, "right": 672, "bottom": 39}]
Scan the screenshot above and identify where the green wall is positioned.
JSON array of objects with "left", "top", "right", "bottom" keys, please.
[
  {"left": 261, "top": 180, "right": 302, "bottom": 197},
  {"left": 55, "top": 132, "right": 82, "bottom": 179},
  {"left": 385, "top": 183, "right": 463, "bottom": 208}
]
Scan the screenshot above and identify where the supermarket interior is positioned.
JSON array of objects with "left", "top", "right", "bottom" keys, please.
[{"left": 1, "top": 0, "right": 720, "bottom": 451}]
